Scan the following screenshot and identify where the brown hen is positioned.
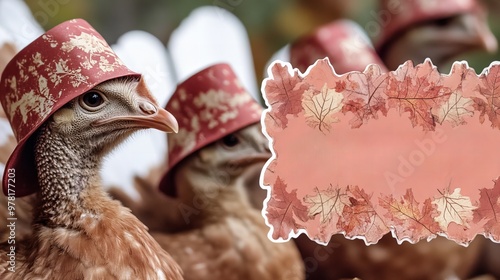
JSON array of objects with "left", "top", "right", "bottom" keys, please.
[
  {"left": 152, "top": 124, "right": 304, "bottom": 280},
  {"left": 0, "top": 77, "right": 183, "bottom": 279},
  {"left": 149, "top": 64, "right": 304, "bottom": 280},
  {"left": 0, "top": 19, "right": 183, "bottom": 279}
]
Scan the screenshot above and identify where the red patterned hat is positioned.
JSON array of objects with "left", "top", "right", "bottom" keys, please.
[
  {"left": 159, "top": 63, "right": 262, "bottom": 196},
  {"left": 1, "top": 19, "right": 140, "bottom": 197},
  {"left": 290, "top": 20, "right": 387, "bottom": 74},
  {"left": 376, "top": 0, "right": 478, "bottom": 53}
]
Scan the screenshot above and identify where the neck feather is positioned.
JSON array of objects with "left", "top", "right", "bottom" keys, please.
[
  {"left": 34, "top": 124, "right": 102, "bottom": 226},
  {"left": 178, "top": 175, "right": 255, "bottom": 227}
]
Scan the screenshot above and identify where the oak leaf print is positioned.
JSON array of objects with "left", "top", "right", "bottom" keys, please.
[
  {"left": 302, "top": 84, "right": 343, "bottom": 132},
  {"left": 380, "top": 189, "right": 440, "bottom": 241},
  {"left": 264, "top": 63, "right": 309, "bottom": 129},
  {"left": 266, "top": 177, "right": 310, "bottom": 240},
  {"left": 433, "top": 188, "right": 476, "bottom": 229},
  {"left": 386, "top": 60, "right": 451, "bottom": 130}
]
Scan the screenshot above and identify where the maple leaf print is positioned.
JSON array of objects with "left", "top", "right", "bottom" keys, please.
[
  {"left": 385, "top": 60, "right": 451, "bottom": 130},
  {"left": 338, "top": 186, "right": 388, "bottom": 244},
  {"left": 341, "top": 64, "right": 388, "bottom": 128},
  {"left": 380, "top": 188, "right": 441, "bottom": 241},
  {"left": 302, "top": 84, "right": 343, "bottom": 133},
  {"left": 471, "top": 64, "right": 500, "bottom": 129},
  {"left": 264, "top": 63, "right": 309, "bottom": 129},
  {"left": 304, "top": 185, "right": 350, "bottom": 224},
  {"left": 433, "top": 188, "right": 477, "bottom": 229},
  {"left": 446, "top": 61, "right": 480, "bottom": 99},
  {"left": 266, "top": 177, "right": 310, "bottom": 240},
  {"left": 446, "top": 220, "right": 489, "bottom": 246},
  {"left": 436, "top": 92, "right": 475, "bottom": 126},
  {"left": 474, "top": 179, "right": 500, "bottom": 241},
  {"left": 260, "top": 60, "right": 500, "bottom": 245},
  {"left": 262, "top": 159, "right": 278, "bottom": 187}
]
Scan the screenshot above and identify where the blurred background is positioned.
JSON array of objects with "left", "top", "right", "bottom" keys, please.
[{"left": 23, "top": 0, "right": 500, "bottom": 84}]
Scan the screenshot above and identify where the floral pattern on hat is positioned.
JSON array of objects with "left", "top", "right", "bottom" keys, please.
[
  {"left": 159, "top": 63, "right": 262, "bottom": 196},
  {"left": 0, "top": 18, "right": 139, "bottom": 197},
  {"left": 290, "top": 20, "right": 387, "bottom": 74}
]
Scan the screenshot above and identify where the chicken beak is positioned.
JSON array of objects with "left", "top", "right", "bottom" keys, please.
[
  {"left": 124, "top": 107, "right": 179, "bottom": 133},
  {"left": 93, "top": 105, "right": 179, "bottom": 133}
]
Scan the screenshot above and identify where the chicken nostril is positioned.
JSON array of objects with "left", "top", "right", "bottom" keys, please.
[{"left": 139, "top": 101, "right": 157, "bottom": 115}]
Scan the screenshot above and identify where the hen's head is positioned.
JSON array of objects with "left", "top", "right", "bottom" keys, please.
[
  {"left": 158, "top": 64, "right": 263, "bottom": 205},
  {"left": 49, "top": 77, "right": 178, "bottom": 157},
  {"left": 381, "top": 10, "right": 497, "bottom": 70},
  {"left": 0, "top": 19, "right": 179, "bottom": 197},
  {"left": 172, "top": 123, "right": 270, "bottom": 208}
]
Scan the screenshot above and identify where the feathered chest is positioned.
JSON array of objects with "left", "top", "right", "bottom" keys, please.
[
  {"left": 8, "top": 202, "right": 182, "bottom": 280},
  {"left": 153, "top": 212, "right": 304, "bottom": 280}
]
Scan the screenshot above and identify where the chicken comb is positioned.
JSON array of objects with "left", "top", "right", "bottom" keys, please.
[{"left": 0, "top": 18, "right": 139, "bottom": 197}]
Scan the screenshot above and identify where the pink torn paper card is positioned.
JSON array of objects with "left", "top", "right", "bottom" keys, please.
[{"left": 261, "top": 58, "right": 500, "bottom": 246}]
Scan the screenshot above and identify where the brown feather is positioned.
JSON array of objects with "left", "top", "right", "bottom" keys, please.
[
  {"left": 0, "top": 79, "right": 183, "bottom": 279},
  {"left": 151, "top": 124, "right": 305, "bottom": 280},
  {"left": 108, "top": 164, "right": 188, "bottom": 232}
]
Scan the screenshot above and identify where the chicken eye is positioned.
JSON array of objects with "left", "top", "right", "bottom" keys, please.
[
  {"left": 221, "top": 134, "right": 240, "bottom": 148},
  {"left": 79, "top": 91, "right": 106, "bottom": 111}
]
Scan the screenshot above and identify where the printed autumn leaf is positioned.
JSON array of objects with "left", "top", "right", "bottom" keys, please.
[
  {"left": 302, "top": 84, "right": 343, "bottom": 132},
  {"left": 335, "top": 80, "right": 346, "bottom": 92},
  {"left": 473, "top": 179, "right": 500, "bottom": 240},
  {"left": 436, "top": 92, "right": 474, "bottom": 126},
  {"left": 446, "top": 62, "right": 479, "bottom": 99},
  {"left": 264, "top": 62, "right": 309, "bottom": 129},
  {"left": 472, "top": 63, "right": 500, "bottom": 129},
  {"left": 304, "top": 185, "right": 350, "bottom": 224},
  {"left": 266, "top": 176, "right": 310, "bottom": 240},
  {"left": 338, "top": 186, "right": 389, "bottom": 244},
  {"left": 380, "top": 188, "right": 441, "bottom": 241},
  {"left": 262, "top": 159, "right": 277, "bottom": 187},
  {"left": 432, "top": 188, "right": 477, "bottom": 229},
  {"left": 446, "top": 219, "right": 488, "bottom": 246},
  {"left": 341, "top": 64, "right": 388, "bottom": 128},
  {"left": 261, "top": 59, "right": 500, "bottom": 245},
  {"left": 385, "top": 60, "right": 451, "bottom": 131}
]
